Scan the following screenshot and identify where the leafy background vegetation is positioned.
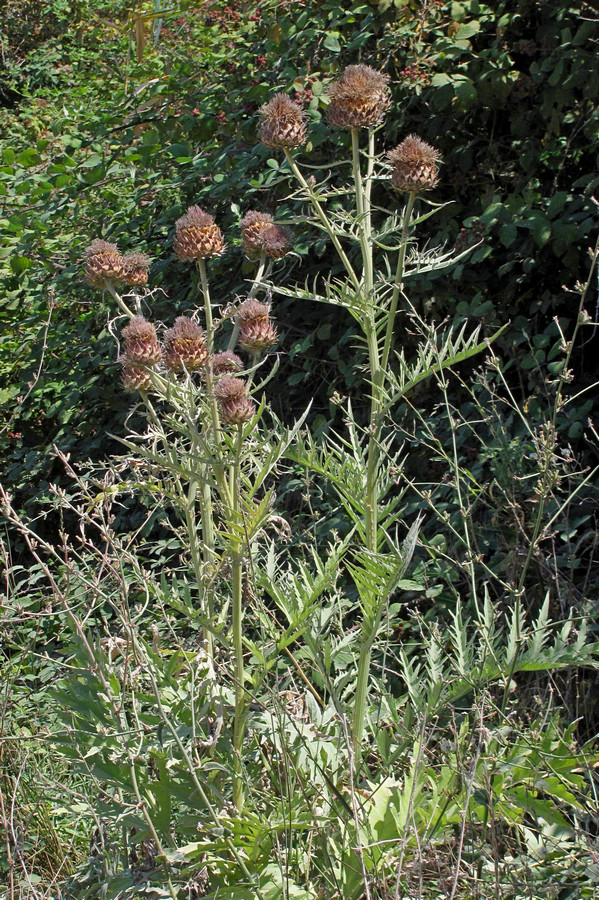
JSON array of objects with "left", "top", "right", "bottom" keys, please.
[{"left": 1, "top": 1, "right": 599, "bottom": 898}]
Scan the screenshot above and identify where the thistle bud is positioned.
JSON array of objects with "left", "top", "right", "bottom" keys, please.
[
  {"left": 213, "top": 350, "right": 243, "bottom": 376},
  {"left": 387, "top": 135, "right": 441, "bottom": 193},
  {"left": 121, "top": 360, "right": 153, "bottom": 393},
  {"left": 122, "top": 252, "right": 151, "bottom": 286},
  {"left": 164, "top": 316, "right": 208, "bottom": 372},
  {"left": 214, "top": 376, "right": 256, "bottom": 425},
  {"left": 236, "top": 298, "right": 278, "bottom": 353},
  {"left": 85, "top": 239, "right": 126, "bottom": 287},
  {"left": 326, "top": 65, "right": 390, "bottom": 130},
  {"left": 259, "top": 94, "right": 307, "bottom": 150},
  {"left": 173, "top": 206, "right": 226, "bottom": 261},
  {"left": 121, "top": 316, "right": 162, "bottom": 365}
]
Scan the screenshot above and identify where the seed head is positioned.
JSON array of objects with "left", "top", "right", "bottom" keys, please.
[
  {"left": 261, "top": 224, "right": 292, "bottom": 259},
  {"left": 164, "top": 316, "right": 208, "bottom": 372},
  {"left": 85, "top": 239, "right": 126, "bottom": 287},
  {"left": 122, "top": 252, "right": 151, "bottom": 286},
  {"left": 236, "top": 299, "right": 270, "bottom": 324},
  {"left": 326, "top": 64, "right": 391, "bottom": 130},
  {"left": 241, "top": 211, "right": 272, "bottom": 257},
  {"left": 121, "top": 316, "right": 162, "bottom": 365},
  {"left": 259, "top": 93, "right": 307, "bottom": 150},
  {"left": 173, "top": 206, "right": 226, "bottom": 260},
  {"left": 214, "top": 376, "right": 256, "bottom": 425},
  {"left": 121, "top": 360, "right": 153, "bottom": 393},
  {"left": 213, "top": 350, "right": 243, "bottom": 376},
  {"left": 387, "top": 135, "right": 441, "bottom": 193},
  {"left": 214, "top": 376, "right": 246, "bottom": 402},
  {"left": 240, "top": 211, "right": 293, "bottom": 260}
]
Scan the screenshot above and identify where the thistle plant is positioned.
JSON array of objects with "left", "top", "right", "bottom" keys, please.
[
  {"left": 257, "top": 67, "right": 496, "bottom": 762},
  {"left": 83, "top": 202, "right": 299, "bottom": 813},
  {"left": 81, "top": 66, "right": 495, "bottom": 813},
  {"left": 3, "top": 59, "right": 598, "bottom": 900}
]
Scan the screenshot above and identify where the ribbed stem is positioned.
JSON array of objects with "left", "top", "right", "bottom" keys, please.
[
  {"left": 231, "top": 425, "right": 245, "bottom": 811},
  {"left": 350, "top": 127, "right": 383, "bottom": 762},
  {"left": 105, "top": 282, "right": 136, "bottom": 318},
  {"left": 196, "top": 258, "right": 222, "bottom": 655},
  {"left": 381, "top": 191, "right": 416, "bottom": 372}
]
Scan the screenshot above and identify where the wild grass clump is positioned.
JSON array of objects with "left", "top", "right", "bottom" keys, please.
[{"left": 2, "top": 61, "right": 599, "bottom": 900}]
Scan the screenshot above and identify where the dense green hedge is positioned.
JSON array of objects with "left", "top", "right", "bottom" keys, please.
[{"left": 1, "top": 0, "right": 598, "bottom": 514}]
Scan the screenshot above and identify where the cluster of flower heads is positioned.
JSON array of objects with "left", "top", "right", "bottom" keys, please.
[
  {"left": 119, "top": 316, "right": 161, "bottom": 393},
  {"left": 257, "top": 64, "right": 441, "bottom": 194},
  {"left": 168, "top": 205, "right": 293, "bottom": 263},
  {"left": 85, "top": 203, "right": 286, "bottom": 419},
  {"left": 116, "top": 305, "right": 265, "bottom": 426},
  {"left": 88, "top": 62, "right": 442, "bottom": 423},
  {"left": 85, "top": 240, "right": 151, "bottom": 288}
]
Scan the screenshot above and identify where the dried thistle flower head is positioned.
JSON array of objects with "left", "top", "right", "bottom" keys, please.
[
  {"left": 85, "top": 239, "right": 125, "bottom": 287},
  {"left": 122, "top": 252, "right": 151, "bottom": 286},
  {"left": 121, "top": 316, "right": 162, "bottom": 365},
  {"left": 239, "top": 319, "right": 278, "bottom": 353},
  {"left": 214, "top": 376, "right": 256, "bottom": 425},
  {"left": 121, "top": 360, "right": 153, "bottom": 393},
  {"left": 241, "top": 211, "right": 272, "bottom": 257},
  {"left": 173, "top": 206, "right": 226, "bottom": 260},
  {"left": 164, "top": 316, "right": 208, "bottom": 372},
  {"left": 326, "top": 64, "right": 390, "bottom": 129},
  {"left": 236, "top": 299, "right": 277, "bottom": 353},
  {"left": 387, "top": 135, "right": 441, "bottom": 193},
  {"left": 213, "top": 350, "right": 243, "bottom": 376},
  {"left": 236, "top": 299, "right": 270, "bottom": 323},
  {"left": 261, "top": 224, "right": 292, "bottom": 259},
  {"left": 259, "top": 94, "right": 307, "bottom": 150}
]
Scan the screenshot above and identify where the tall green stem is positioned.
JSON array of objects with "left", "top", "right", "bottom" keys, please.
[
  {"left": 352, "top": 128, "right": 374, "bottom": 300},
  {"left": 230, "top": 425, "right": 245, "bottom": 811},
  {"left": 350, "top": 128, "right": 383, "bottom": 760},
  {"left": 381, "top": 191, "right": 416, "bottom": 373},
  {"left": 196, "top": 259, "right": 222, "bottom": 653},
  {"left": 105, "top": 282, "right": 136, "bottom": 318}
]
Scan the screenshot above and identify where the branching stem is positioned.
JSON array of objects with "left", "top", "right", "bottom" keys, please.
[{"left": 284, "top": 149, "right": 360, "bottom": 292}]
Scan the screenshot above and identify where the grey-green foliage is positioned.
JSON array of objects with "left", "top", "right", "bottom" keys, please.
[{"left": 401, "top": 590, "right": 599, "bottom": 714}]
